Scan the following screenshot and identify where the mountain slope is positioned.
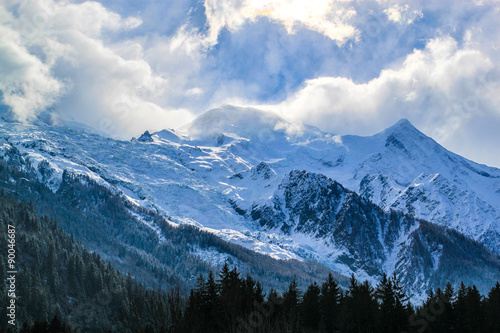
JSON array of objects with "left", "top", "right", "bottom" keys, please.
[
  {"left": 179, "top": 108, "right": 500, "bottom": 253},
  {"left": 0, "top": 149, "right": 343, "bottom": 295},
  {"left": 0, "top": 192, "right": 176, "bottom": 332},
  {"left": 351, "top": 119, "right": 500, "bottom": 251},
  {"left": 244, "top": 169, "right": 500, "bottom": 299}
]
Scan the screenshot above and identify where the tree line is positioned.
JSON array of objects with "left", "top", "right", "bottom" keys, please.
[{"left": 173, "top": 264, "right": 500, "bottom": 333}]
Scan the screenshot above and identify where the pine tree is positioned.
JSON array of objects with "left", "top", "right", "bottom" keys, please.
[
  {"left": 486, "top": 282, "right": 500, "bottom": 332},
  {"left": 166, "top": 287, "right": 183, "bottom": 331},
  {"left": 219, "top": 265, "right": 244, "bottom": 333},
  {"left": 391, "top": 273, "right": 410, "bottom": 332},
  {"left": 443, "top": 282, "right": 456, "bottom": 331},
  {"left": 319, "top": 273, "right": 340, "bottom": 333},
  {"left": 301, "top": 282, "right": 321, "bottom": 331},
  {"left": 283, "top": 280, "right": 301, "bottom": 332},
  {"left": 343, "top": 274, "right": 378, "bottom": 333},
  {"left": 455, "top": 281, "right": 468, "bottom": 333},
  {"left": 429, "top": 288, "right": 447, "bottom": 332},
  {"left": 376, "top": 273, "right": 396, "bottom": 332},
  {"left": 265, "top": 289, "right": 284, "bottom": 332},
  {"left": 202, "top": 271, "right": 221, "bottom": 332},
  {"left": 465, "top": 285, "right": 484, "bottom": 332}
]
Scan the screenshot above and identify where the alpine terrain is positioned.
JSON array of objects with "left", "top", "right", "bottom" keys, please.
[{"left": 1, "top": 105, "right": 499, "bottom": 302}]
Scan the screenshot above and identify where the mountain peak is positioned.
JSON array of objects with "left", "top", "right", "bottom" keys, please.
[
  {"left": 387, "top": 118, "right": 418, "bottom": 133},
  {"left": 369, "top": 118, "right": 438, "bottom": 159},
  {"left": 380, "top": 118, "right": 425, "bottom": 145},
  {"left": 137, "top": 130, "right": 154, "bottom": 142},
  {"left": 153, "top": 129, "right": 184, "bottom": 143},
  {"left": 395, "top": 118, "right": 412, "bottom": 127}
]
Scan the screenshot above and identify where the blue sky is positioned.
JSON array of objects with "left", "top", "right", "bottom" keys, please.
[{"left": 0, "top": 0, "right": 500, "bottom": 167}]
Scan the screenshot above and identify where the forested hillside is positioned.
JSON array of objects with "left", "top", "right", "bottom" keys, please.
[
  {"left": 0, "top": 192, "right": 179, "bottom": 332},
  {"left": 0, "top": 189, "right": 499, "bottom": 332}
]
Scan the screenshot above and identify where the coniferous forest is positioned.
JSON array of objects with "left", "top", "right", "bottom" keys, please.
[
  {"left": 178, "top": 266, "right": 500, "bottom": 333},
  {"left": 0, "top": 192, "right": 181, "bottom": 332},
  {"left": 0, "top": 189, "right": 499, "bottom": 332}
]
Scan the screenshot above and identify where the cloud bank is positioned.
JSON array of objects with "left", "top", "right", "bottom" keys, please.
[
  {"left": 0, "top": 0, "right": 499, "bottom": 167},
  {"left": 276, "top": 36, "right": 497, "bottom": 138},
  {"left": 203, "top": 0, "right": 358, "bottom": 46},
  {"left": 0, "top": 0, "right": 193, "bottom": 138}
]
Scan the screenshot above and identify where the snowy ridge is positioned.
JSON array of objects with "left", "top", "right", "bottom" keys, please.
[{"left": 237, "top": 169, "right": 500, "bottom": 299}]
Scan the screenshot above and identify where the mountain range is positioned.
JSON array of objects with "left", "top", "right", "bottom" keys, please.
[{"left": 1, "top": 104, "right": 499, "bottom": 302}]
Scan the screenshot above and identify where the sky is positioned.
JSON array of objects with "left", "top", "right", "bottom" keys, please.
[{"left": 0, "top": 0, "right": 500, "bottom": 167}]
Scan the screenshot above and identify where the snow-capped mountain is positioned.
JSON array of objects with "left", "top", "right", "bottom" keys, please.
[
  {"left": 180, "top": 106, "right": 500, "bottom": 254},
  {"left": 176, "top": 106, "right": 500, "bottom": 246},
  {"left": 1, "top": 104, "right": 499, "bottom": 299}
]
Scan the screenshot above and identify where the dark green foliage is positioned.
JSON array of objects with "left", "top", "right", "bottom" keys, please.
[
  {"left": 282, "top": 280, "right": 302, "bottom": 332},
  {"left": 339, "top": 275, "right": 379, "bottom": 332},
  {"left": 319, "top": 273, "right": 341, "bottom": 332},
  {"left": 486, "top": 282, "right": 500, "bottom": 332},
  {"left": 301, "top": 282, "right": 321, "bottom": 331},
  {"left": 178, "top": 266, "right": 500, "bottom": 333},
  {"left": 0, "top": 193, "right": 176, "bottom": 332},
  {"left": 375, "top": 273, "right": 409, "bottom": 332},
  {"left": 412, "top": 281, "right": 500, "bottom": 333}
]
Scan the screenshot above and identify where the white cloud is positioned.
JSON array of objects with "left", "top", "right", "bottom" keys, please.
[
  {"left": 203, "top": 0, "right": 358, "bottom": 46},
  {"left": 273, "top": 35, "right": 500, "bottom": 165},
  {"left": 0, "top": 18, "right": 62, "bottom": 121},
  {"left": 383, "top": 4, "right": 423, "bottom": 25},
  {"left": 0, "top": 0, "right": 193, "bottom": 138}
]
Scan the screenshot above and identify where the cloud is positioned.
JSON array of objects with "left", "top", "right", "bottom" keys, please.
[
  {"left": 0, "top": 3, "right": 63, "bottom": 122},
  {"left": 0, "top": 0, "right": 194, "bottom": 138},
  {"left": 0, "top": 25, "right": 62, "bottom": 122},
  {"left": 273, "top": 34, "right": 500, "bottom": 166},
  {"left": 383, "top": 4, "right": 423, "bottom": 25},
  {"left": 203, "top": 0, "right": 358, "bottom": 46},
  {"left": 1, "top": 0, "right": 499, "bottom": 167}
]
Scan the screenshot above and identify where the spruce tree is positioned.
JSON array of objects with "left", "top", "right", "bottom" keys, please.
[
  {"left": 343, "top": 274, "right": 378, "bottom": 333},
  {"left": 465, "top": 285, "right": 484, "bottom": 332},
  {"left": 283, "top": 280, "right": 301, "bottom": 332},
  {"left": 486, "top": 282, "right": 500, "bottom": 332},
  {"left": 301, "top": 282, "right": 321, "bottom": 331},
  {"left": 376, "top": 273, "right": 396, "bottom": 332},
  {"left": 455, "top": 281, "right": 468, "bottom": 333},
  {"left": 319, "top": 273, "right": 340, "bottom": 332},
  {"left": 443, "top": 282, "right": 456, "bottom": 331}
]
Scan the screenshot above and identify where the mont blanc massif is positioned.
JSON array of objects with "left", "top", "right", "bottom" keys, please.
[{"left": 1, "top": 105, "right": 500, "bottom": 331}]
